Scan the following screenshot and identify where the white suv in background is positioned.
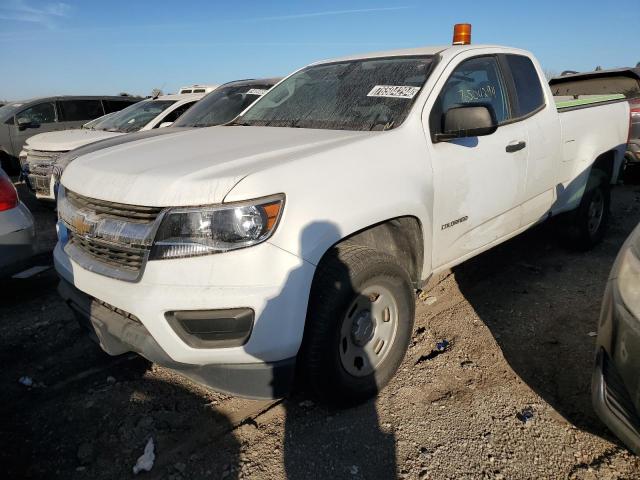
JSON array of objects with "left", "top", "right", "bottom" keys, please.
[{"left": 20, "top": 93, "right": 205, "bottom": 201}]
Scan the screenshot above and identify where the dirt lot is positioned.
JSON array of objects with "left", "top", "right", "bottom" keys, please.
[{"left": 2, "top": 182, "right": 640, "bottom": 479}]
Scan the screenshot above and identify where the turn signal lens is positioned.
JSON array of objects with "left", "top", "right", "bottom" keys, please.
[{"left": 452, "top": 23, "right": 472, "bottom": 45}]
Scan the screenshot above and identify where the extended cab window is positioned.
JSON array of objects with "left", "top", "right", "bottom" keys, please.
[
  {"left": 237, "top": 56, "right": 434, "bottom": 131},
  {"left": 504, "top": 55, "right": 544, "bottom": 117},
  {"left": 58, "top": 100, "right": 104, "bottom": 121},
  {"left": 431, "top": 56, "right": 510, "bottom": 135},
  {"left": 16, "top": 102, "right": 57, "bottom": 125}
]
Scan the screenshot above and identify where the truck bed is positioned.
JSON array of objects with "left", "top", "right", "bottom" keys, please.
[{"left": 555, "top": 93, "right": 626, "bottom": 111}]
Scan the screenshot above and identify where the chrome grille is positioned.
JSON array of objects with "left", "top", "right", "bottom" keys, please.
[
  {"left": 602, "top": 352, "right": 640, "bottom": 431},
  {"left": 26, "top": 149, "right": 64, "bottom": 164},
  {"left": 23, "top": 150, "right": 64, "bottom": 196},
  {"left": 66, "top": 190, "right": 163, "bottom": 223},
  {"left": 68, "top": 232, "right": 146, "bottom": 272},
  {"left": 60, "top": 189, "right": 164, "bottom": 281},
  {"left": 27, "top": 173, "right": 51, "bottom": 195}
]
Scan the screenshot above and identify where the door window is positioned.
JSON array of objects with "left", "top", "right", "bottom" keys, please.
[
  {"left": 153, "top": 101, "right": 196, "bottom": 127},
  {"left": 58, "top": 100, "right": 104, "bottom": 121},
  {"left": 431, "top": 56, "right": 510, "bottom": 135},
  {"left": 504, "top": 55, "right": 545, "bottom": 117},
  {"left": 16, "top": 102, "right": 57, "bottom": 125},
  {"left": 103, "top": 99, "right": 138, "bottom": 113}
]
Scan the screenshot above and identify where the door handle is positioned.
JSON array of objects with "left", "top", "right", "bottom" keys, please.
[{"left": 506, "top": 140, "right": 526, "bottom": 153}]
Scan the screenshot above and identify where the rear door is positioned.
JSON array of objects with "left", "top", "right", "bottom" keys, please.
[
  {"left": 501, "top": 54, "right": 559, "bottom": 226},
  {"left": 424, "top": 53, "right": 528, "bottom": 268},
  {"left": 57, "top": 99, "right": 105, "bottom": 130},
  {"left": 10, "top": 101, "right": 59, "bottom": 155}
]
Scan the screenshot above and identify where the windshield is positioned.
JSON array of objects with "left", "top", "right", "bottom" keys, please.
[
  {"left": 95, "top": 100, "right": 176, "bottom": 133},
  {"left": 0, "top": 103, "right": 24, "bottom": 121},
  {"left": 237, "top": 56, "right": 434, "bottom": 131},
  {"left": 83, "top": 112, "right": 115, "bottom": 130},
  {"left": 173, "top": 84, "right": 274, "bottom": 128}
]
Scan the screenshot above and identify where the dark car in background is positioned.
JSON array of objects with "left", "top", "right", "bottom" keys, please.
[
  {"left": 592, "top": 224, "right": 640, "bottom": 455},
  {"left": 549, "top": 68, "right": 640, "bottom": 171},
  {"left": 0, "top": 95, "right": 140, "bottom": 174}
]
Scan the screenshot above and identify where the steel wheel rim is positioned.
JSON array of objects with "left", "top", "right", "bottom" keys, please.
[
  {"left": 339, "top": 284, "right": 399, "bottom": 377},
  {"left": 587, "top": 188, "right": 605, "bottom": 236}
]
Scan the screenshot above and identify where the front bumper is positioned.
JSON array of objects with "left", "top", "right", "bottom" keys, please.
[
  {"left": 592, "top": 283, "right": 640, "bottom": 455},
  {"left": 58, "top": 278, "right": 296, "bottom": 399},
  {"left": 54, "top": 234, "right": 316, "bottom": 397}
]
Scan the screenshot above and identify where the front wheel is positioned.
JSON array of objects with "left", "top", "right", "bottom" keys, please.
[{"left": 299, "top": 244, "right": 415, "bottom": 406}]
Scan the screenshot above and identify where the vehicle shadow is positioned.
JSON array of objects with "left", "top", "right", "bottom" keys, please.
[
  {"left": 1, "top": 266, "right": 243, "bottom": 479},
  {"left": 258, "top": 221, "right": 398, "bottom": 479},
  {"left": 453, "top": 200, "right": 639, "bottom": 439}
]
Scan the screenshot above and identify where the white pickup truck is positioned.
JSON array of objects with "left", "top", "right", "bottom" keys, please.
[{"left": 55, "top": 40, "right": 630, "bottom": 405}]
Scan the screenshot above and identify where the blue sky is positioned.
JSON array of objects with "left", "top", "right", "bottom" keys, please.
[{"left": 0, "top": 0, "right": 638, "bottom": 100}]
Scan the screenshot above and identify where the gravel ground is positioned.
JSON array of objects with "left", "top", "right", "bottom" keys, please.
[{"left": 1, "top": 182, "right": 640, "bottom": 479}]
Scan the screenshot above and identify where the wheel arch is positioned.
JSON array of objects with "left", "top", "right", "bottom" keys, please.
[{"left": 313, "top": 216, "right": 425, "bottom": 290}]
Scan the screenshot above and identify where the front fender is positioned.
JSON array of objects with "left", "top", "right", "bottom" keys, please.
[{"left": 224, "top": 126, "right": 435, "bottom": 280}]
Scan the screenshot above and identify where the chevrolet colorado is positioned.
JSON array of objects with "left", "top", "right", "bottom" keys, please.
[{"left": 55, "top": 39, "right": 630, "bottom": 404}]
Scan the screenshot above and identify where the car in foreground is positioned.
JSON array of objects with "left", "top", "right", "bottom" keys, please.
[
  {"left": 0, "top": 168, "right": 35, "bottom": 277},
  {"left": 0, "top": 96, "right": 140, "bottom": 174},
  {"left": 55, "top": 26, "right": 630, "bottom": 404},
  {"left": 20, "top": 93, "right": 204, "bottom": 201},
  {"left": 549, "top": 68, "right": 640, "bottom": 170},
  {"left": 592, "top": 224, "right": 640, "bottom": 455}
]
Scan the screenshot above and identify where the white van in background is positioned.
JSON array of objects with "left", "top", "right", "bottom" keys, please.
[
  {"left": 178, "top": 84, "right": 219, "bottom": 94},
  {"left": 20, "top": 92, "right": 204, "bottom": 201}
]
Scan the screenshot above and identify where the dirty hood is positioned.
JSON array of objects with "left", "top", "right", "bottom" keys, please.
[
  {"left": 61, "top": 126, "right": 374, "bottom": 206},
  {"left": 25, "top": 129, "right": 123, "bottom": 152}
]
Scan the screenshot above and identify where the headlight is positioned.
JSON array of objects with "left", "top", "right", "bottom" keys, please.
[
  {"left": 19, "top": 150, "right": 28, "bottom": 168},
  {"left": 615, "top": 225, "right": 640, "bottom": 320},
  {"left": 150, "top": 194, "right": 284, "bottom": 260}
]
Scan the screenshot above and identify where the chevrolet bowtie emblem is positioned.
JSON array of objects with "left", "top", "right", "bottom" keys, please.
[{"left": 71, "top": 215, "right": 93, "bottom": 235}]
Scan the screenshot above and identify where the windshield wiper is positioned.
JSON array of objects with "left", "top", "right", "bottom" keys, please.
[{"left": 227, "top": 120, "right": 252, "bottom": 127}]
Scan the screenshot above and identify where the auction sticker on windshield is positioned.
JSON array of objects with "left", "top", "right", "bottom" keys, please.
[
  {"left": 246, "top": 89, "right": 269, "bottom": 96},
  {"left": 367, "top": 85, "right": 420, "bottom": 99}
]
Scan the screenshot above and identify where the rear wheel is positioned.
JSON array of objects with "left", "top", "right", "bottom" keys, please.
[
  {"left": 299, "top": 244, "right": 415, "bottom": 406},
  {"left": 562, "top": 169, "right": 610, "bottom": 250}
]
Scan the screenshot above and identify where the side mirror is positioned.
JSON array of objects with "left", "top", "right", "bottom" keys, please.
[
  {"left": 158, "top": 121, "right": 173, "bottom": 128},
  {"left": 17, "top": 117, "right": 33, "bottom": 130},
  {"left": 436, "top": 105, "right": 497, "bottom": 141}
]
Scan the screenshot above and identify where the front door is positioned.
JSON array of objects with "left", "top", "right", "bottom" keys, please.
[
  {"left": 10, "top": 101, "right": 60, "bottom": 155},
  {"left": 425, "top": 54, "right": 528, "bottom": 269}
]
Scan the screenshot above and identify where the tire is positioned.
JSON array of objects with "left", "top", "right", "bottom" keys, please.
[
  {"left": 299, "top": 244, "right": 415, "bottom": 406},
  {"left": 0, "top": 153, "right": 20, "bottom": 177},
  {"left": 562, "top": 169, "right": 610, "bottom": 250}
]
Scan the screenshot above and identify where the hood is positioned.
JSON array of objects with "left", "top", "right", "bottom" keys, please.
[
  {"left": 55, "top": 128, "right": 185, "bottom": 170},
  {"left": 61, "top": 126, "right": 375, "bottom": 206},
  {"left": 25, "top": 129, "right": 123, "bottom": 152}
]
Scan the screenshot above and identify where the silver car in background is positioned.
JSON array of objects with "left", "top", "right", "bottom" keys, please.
[{"left": 0, "top": 168, "right": 35, "bottom": 276}]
